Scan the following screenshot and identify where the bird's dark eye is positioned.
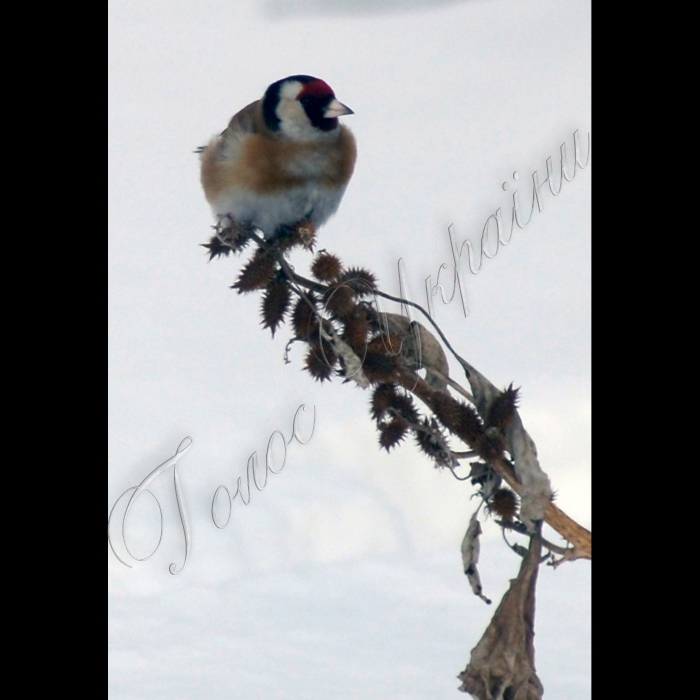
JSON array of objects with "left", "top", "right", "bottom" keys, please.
[{"left": 298, "top": 94, "right": 337, "bottom": 131}]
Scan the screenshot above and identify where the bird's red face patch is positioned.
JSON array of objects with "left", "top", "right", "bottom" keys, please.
[{"left": 298, "top": 79, "right": 334, "bottom": 100}]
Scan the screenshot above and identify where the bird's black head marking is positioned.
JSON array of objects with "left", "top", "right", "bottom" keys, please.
[{"left": 263, "top": 75, "right": 338, "bottom": 132}]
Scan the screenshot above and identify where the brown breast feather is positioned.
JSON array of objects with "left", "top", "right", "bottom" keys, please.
[{"left": 202, "top": 101, "right": 356, "bottom": 198}]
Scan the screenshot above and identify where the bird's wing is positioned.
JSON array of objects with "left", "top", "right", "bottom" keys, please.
[
  {"left": 214, "top": 100, "right": 263, "bottom": 160},
  {"left": 225, "top": 100, "right": 261, "bottom": 138},
  {"left": 195, "top": 100, "right": 261, "bottom": 156}
]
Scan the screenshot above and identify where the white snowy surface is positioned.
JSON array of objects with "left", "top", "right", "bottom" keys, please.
[{"left": 109, "top": 0, "right": 591, "bottom": 697}]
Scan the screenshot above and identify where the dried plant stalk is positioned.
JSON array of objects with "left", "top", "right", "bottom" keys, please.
[
  {"left": 394, "top": 368, "right": 591, "bottom": 560},
  {"left": 208, "top": 228, "right": 591, "bottom": 698},
  {"left": 457, "top": 533, "right": 544, "bottom": 699}
]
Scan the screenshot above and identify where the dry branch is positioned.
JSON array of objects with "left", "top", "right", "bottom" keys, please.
[
  {"left": 205, "top": 221, "right": 591, "bottom": 698},
  {"left": 393, "top": 368, "right": 591, "bottom": 560}
]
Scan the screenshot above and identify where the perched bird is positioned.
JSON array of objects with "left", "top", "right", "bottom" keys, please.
[{"left": 199, "top": 75, "right": 356, "bottom": 239}]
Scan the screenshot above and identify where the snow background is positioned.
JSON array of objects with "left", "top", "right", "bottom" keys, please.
[{"left": 108, "top": 1, "right": 591, "bottom": 697}]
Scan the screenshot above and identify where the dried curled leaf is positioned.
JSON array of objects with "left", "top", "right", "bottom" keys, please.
[
  {"left": 457, "top": 361, "right": 553, "bottom": 530},
  {"left": 380, "top": 313, "right": 450, "bottom": 391},
  {"left": 460, "top": 511, "right": 491, "bottom": 605},
  {"left": 458, "top": 534, "right": 544, "bottom": 699}
]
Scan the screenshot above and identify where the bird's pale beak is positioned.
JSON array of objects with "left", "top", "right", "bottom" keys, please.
[{"left": 324, "top": 99, "right": 354, "bottom": 118}]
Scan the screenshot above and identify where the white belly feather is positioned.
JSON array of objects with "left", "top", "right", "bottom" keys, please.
[{"left": 211, "top": 182, "right": 347, "bottom": 238}]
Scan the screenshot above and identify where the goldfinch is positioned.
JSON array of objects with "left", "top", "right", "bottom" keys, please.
[{"left": 199, "top": 75, "right": 356, "bottom": 239}]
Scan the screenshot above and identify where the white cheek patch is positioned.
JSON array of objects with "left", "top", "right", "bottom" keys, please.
[
  {"left": 275, "top": 80, "right": 331, "bottom": 141},
  {"left": 276, "top": 98, "right": 312, "bottom": 135}
]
